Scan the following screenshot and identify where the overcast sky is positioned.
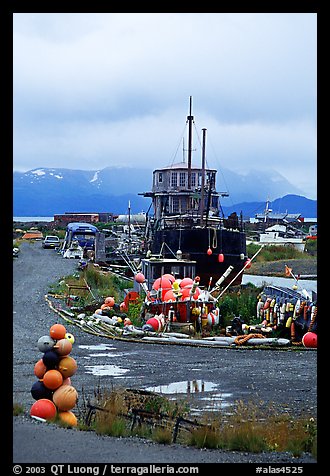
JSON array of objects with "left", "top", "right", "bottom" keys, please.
[{"left": 13, "top": 13, "right": 317, "bottom": 199}]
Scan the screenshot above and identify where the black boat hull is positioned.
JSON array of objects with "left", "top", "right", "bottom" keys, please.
[{"left": 150, "top": 228, "right": 247, "bottom": 286}]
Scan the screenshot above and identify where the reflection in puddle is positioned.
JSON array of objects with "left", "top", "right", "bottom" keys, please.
[
  {"left": 145, "top": 380, "right": 217, "bottom": 394},
  {"left": 84, "top": 364, "right": 130, "bottom": 376},
  {"left": 144, "top": 380, "right": 233, "bottom": 415}
]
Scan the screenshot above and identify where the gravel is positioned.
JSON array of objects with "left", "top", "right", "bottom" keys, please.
[{"left": 12, "top": 241, "right": 318, "bottom": 468}]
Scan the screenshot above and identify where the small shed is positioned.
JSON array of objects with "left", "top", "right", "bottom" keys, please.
[{"left": 22, "top": 230, "right": 43, "bottom": 240}]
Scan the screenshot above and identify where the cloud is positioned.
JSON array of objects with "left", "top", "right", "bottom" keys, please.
[{"left": 13, "top": 12, "right": 317, "bottom": 199}]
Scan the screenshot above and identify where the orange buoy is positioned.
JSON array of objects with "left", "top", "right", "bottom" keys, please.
[
  {"left": 104, "top": 296, "right": 115, "bottom": 307},
  {"left": 30, "top": 399, "right": 57, "bottom": 420},
  {"left": 58, "top": 356, "right": 77, "bottom": 378},
  {"left": 42, "top": 369, "right": 63, "bottom": 390},
  {"left": 34, "top": 359, "right": 47, "bottom": 379},
  {"left": 54, "top": 338, "right": 72, "bottom": 356},
  {"left": 53, "top": 385, "right": 78, "bottom": 411},
  {"left": 58, "top": 410, "right": 78, "bottom": 426},
  {"left": 49, "top": 324, "right": 67, "bottom": 340}
]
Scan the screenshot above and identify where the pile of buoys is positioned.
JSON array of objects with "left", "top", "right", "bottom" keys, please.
[
  {"left": 31, "top": 323, "right": 78, "bottom": 426},
  {"left": 135, "top": 273, "right": 203, "bottom": 304},
  {"left": 88, "top": 295, "right": 129, "bottom": 326},
  {"left": 135, "top": 273, "right": 220, "bottom": 329},
  {"left": 256, "top": 289, "right": 317, "bottom": 346}
]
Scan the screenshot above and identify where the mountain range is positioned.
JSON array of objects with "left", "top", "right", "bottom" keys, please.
[{"left": 13, "top": 166, "right": 317, "bottom": 218}]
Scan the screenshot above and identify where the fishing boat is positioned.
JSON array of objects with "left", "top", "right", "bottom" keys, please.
[{"left": 140, "top": 97, "right": 247, "bottom": 287}]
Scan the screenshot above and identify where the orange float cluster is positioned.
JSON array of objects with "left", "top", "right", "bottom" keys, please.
[
  {"left": 136, "top": 273, "right": 220, "bottom": 330},
  {"left": 93, "top": 295, "right": 128, "bottom": 318},
  {"left": 30, "top": 323, "right": 78, "bottom": 426}
]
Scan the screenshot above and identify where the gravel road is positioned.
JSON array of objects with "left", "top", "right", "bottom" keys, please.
[{"left": 12, "top": 241, "right": 318, "bottom": 469}]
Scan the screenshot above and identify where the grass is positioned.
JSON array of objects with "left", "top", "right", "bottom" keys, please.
[
  {"left": 73, "top": 386, "right": 317, "bottom": 458},
  {"left": 246, "top": 243, "right": 315, "bottom": 262}
]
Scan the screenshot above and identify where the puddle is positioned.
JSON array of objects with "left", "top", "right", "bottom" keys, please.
[
  {"left": 145, "top": 380, "right": 218, "bottom": 394},
  {"left": 79, "top": 344, "right": 115, "bottom": 351},
  {"left": 84, "top": 364, "right": 130, "bottom": 376}
]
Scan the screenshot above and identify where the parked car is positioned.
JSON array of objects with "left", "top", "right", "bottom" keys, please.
[{"left": 42, "top": 235, "right": 60, "bottom": 249}]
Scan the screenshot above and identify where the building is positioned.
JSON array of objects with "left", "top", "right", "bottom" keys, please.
[{"left": 53, "top": 212, "right": 116, "bottom": 226}]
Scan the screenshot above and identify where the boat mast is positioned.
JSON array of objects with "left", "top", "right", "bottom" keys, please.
[
  {"left": 200, "top": 128, "right": 207, "bottom": 225},
  {"left": 187, "top": 96, "right": 193, "bottom": 190}
]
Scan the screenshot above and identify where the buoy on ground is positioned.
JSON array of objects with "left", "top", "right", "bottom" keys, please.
[
  {"left": 30, "top": 399, "right": 57, "bottom": 420},
  {"left": 302, "top": 331, "right": 317, "bottom": 348},
  {"left": 58, "top": 410, "right": 78, "bottom": 426},
  {"left": 146, "top": 317, "right": 162, "bottom": 332}
]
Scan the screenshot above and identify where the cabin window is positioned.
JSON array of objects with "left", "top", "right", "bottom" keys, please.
[
  {"left": 191, "top": 173, "right": 196, "bottom": 187},
  {"left": 171, "top": 172, "right": 177, "bottom": 187},
  {"left": 179, "top": 172, "right": 186, "bottom": 187},
  {"left": 172, "top": 197, "right": 179, "bottom": 213},
  {"left": 158, "top": 172, "right": 163, "bottom": 183}
]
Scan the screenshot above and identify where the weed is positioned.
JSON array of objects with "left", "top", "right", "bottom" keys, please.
[{"left": 13, "top": 402, "right": 25, "bottom": 416}]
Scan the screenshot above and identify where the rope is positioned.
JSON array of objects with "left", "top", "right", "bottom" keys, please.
[
  {"left": 211, "top": 228, "right": 217, "bottom": 248},
  {"left": 234, "top": 333, "right": 266, "bottom": 345}
]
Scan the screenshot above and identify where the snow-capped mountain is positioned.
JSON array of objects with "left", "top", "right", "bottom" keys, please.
[{"left": 13, "top": 166, "right": 316, "bottom": 217}]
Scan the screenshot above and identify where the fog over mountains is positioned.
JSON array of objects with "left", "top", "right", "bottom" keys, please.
[{"left": 13, "top": 166, "right": 317, "bottom": 218}]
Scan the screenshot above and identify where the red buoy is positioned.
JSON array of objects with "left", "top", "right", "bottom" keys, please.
[
  {"left": 244, "top": 258, "right": 252, "bottom": 269},
  {"left": 30, "top": 399, "right": 57, "bottom": 420},
  {"left": 302, "top": 332, "right": 317, "bottom": 348}
]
